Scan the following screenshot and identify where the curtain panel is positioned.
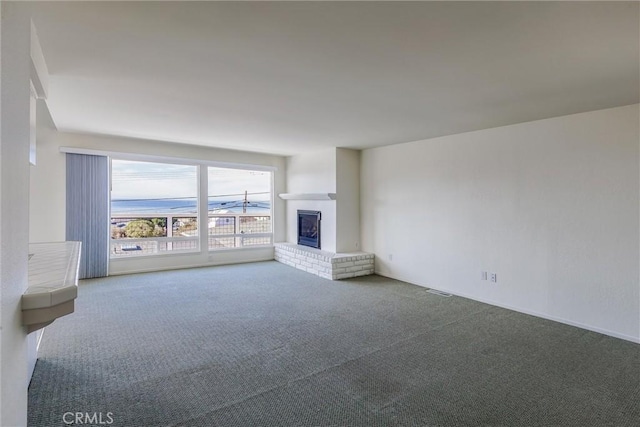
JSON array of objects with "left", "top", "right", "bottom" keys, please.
[{"left": 65, "top": 153, "right": 109, "bottom": 278}]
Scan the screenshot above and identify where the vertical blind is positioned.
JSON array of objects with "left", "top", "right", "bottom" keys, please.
[{"left": 66, "top": 153, "right": 109, "bottom": 278}]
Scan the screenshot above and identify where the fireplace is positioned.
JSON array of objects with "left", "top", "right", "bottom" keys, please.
[{"left": 297, "top": 210, "right": 321, "bottom": 249}]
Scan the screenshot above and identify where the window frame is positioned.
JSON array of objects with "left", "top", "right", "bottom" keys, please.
[{"left": 100, "top": 151, "right": 275, "bottom": 261}]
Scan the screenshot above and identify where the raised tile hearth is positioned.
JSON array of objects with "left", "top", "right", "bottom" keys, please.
[{"left": 274, "top": 243, "right": 374, "bottom": 280}]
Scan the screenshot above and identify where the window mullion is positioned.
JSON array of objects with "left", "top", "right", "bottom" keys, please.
[{"left": 199, "top": 165, "right": 209, "bottom": 254}]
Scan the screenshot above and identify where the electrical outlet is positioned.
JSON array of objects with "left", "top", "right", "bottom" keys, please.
[
  {"left": 490, "top": 273, "right": 497, "bottom": 283},
  {"left": 481, "top": 271, "right": 488, "bottom": 281},
  {"left": 388, "top": 254, "right": 393, "bottom": 261}
]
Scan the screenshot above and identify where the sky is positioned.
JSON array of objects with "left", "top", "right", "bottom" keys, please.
[{"left": 111, "top": 159, "right": 271, "bottom": 201}]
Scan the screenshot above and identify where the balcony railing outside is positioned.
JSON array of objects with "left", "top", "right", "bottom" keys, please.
[{"left": 110, "top": 213, "right": 272, "bottom": 258}]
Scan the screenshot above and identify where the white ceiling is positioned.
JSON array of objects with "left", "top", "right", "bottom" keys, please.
[{"left": 29, "top": 1, "right": 639, "bottom": 156}]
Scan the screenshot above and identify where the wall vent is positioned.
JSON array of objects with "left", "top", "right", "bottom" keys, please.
[{"left": 427, "top": 289, "right": 452, "bottom": 297}]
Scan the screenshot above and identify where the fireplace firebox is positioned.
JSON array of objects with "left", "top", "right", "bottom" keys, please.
[{"left": 297, "top": 210, "right": 321, "bottom": 249}]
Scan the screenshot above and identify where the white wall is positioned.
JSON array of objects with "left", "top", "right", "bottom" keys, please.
[
  {"left": 285, "top": 148, "right": 338, "bottom": 252},
  {"left": 335, "top": 148, "right": 360, "bottom": 253},
  {"left": 29, "top": 130, "right": 287, "bottom": 275},
  {"left": 26, "top": 101, "right": 59, "bottom": 384},
  {"left": 285, "top": 148, "right": 362, "bottom": 254},
  {"left": 361, "top": 104, "right": 640, "bottom": 342},
  {"left": 29, "top": 99, "right": 62, "bottom": 242},
  {"left": 0, "top": 3, "right": 32, "bottom": 424}
]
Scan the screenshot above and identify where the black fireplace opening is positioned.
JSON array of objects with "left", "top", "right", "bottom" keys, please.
[{"left": 298, "top": 210, "right": 321, "bottom": 249}]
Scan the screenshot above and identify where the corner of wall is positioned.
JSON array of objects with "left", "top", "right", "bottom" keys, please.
[{"left": 1, "top": 2, "right": 33, "bottom": 425}]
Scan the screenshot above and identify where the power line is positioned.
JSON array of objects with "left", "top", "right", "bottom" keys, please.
[
  {"left": 112, "top": 192, "right": 270, "bottom": 202},
  {"left": 209, "top": 192, "right": 270, "bottom": 198},
  {"left": 112, "top": 196, "right": 197, "bottom": 202}
]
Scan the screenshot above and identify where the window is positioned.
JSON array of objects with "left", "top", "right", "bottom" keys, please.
[
  {"left": 110, "top": 160, "right": 199, "bottom": 257},
  {"left": 109, "top": 159, "right": 273, "bottom": 258},
  {"left": 207, "top": 167, "right": 272, "bottom": 250}
]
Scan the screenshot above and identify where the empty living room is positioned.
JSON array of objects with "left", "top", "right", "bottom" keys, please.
[{"left": 1, "top": 1, "right": 638, "bottom": 426}]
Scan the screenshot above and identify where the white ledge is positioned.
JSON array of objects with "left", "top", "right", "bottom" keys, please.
[
  {"left": 278, "top": 193, "right": 336, "bottom": 200},
  {"left": 22, "top": 241, "right": 81, "bottom": 333}
]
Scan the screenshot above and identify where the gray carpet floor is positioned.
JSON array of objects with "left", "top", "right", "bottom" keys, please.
[{"left": 28, "top": 261, "right": 639, "bottom": 426}]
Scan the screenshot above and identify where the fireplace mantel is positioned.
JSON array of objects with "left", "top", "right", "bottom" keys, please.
[{"left": 279, "top": 193, "right": 336, "bottom": 200}]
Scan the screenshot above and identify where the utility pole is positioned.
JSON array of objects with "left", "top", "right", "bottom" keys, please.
[{"left": 243, "top": 190, "right": 248, "bottom": 213}]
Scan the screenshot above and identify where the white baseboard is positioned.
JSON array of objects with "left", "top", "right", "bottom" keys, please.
[
  {"left": 106, "top": 255, "right": 274, "bottom": 277},
  {"left": 374, "top": 270, "right": 640, "bottom": 344}
]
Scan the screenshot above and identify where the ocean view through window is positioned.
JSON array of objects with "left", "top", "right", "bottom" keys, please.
[
  {"left": 111, "top": 160, "right": 199, "bottom": 257},
  {"left": 110, "top": 159, "right": 273, "bottom": 258}
]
